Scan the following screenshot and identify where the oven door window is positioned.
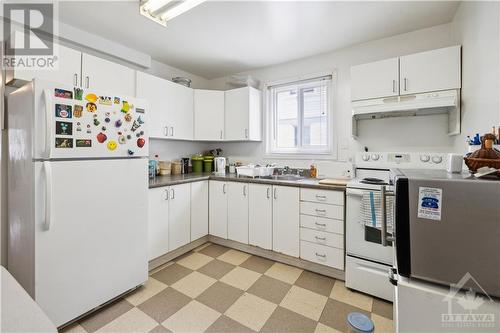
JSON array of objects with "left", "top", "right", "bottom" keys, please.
[{"left": 361, "top": 191, "right": 394, "bottom": 245}]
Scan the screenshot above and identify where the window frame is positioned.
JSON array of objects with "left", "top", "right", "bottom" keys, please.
[{"left": 265, "top": 73, "right": 335, "bottom": 158}]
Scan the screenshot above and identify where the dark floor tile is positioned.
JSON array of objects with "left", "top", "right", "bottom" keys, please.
[
  {"left": 151, "top": 263, "right": 192, "bottom": 285},
  {"left": 199, "top": 244, "right": 230, "bottom": 258},
  {"left": 198, "top": 259, "right": 235, "bottom": 279},
  {"left": 196, "top": 281, "right": 244, "bottom": 313},
  {"left": 205, "top": 315, "right": 255, "bottom": 333},
  {"left": 149, "top": 324, "right": 173, "bottom": 333},
  {"left": 240, "top": 255, "right": 275, "bottom": 274},
  {"left": 137, "top": 287, "right": 191, "bottom": 323},
  {"left": 372, "top": 298, "right": 393, "bottom": 319},
  {"left": 247, "top": 275, "right": 291, "bottom": 304},
  {"left": 319, "top": 298, "right": 370, "bottom": 333},
  {"left": 294, "top": 271, "right": 335, "bottom": 297},
  {"left": 79, "top": 299, "right": 133, "bottom": 333},
  {"left": 260, "top": 306, "right": 317, "bottom": 333}
]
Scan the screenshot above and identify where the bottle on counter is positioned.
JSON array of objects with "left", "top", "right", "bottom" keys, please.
[
  {"left": 310, "top": 163, "right": 317, "bottom": 178},
  {"left": 154, "top": 154, "right": 160, "bottom": 175}
]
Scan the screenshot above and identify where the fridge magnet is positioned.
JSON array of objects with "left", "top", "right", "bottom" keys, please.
[
  {"left": 417, "top": 187, "right": 443, "bottom": 221},
  {"left": 73, "top": 105, "right": 83, "bottom": 118},
  {"left": 115, "top": 119, "right": 122, "bottom": 128},
  {"left": 118, "top": 135, "right": 126, "bottom": 144},
  {"left": 86, "top": 124, "right": 91, "bottom": 134},
  {"left": 136, "top": 107, "right": 145, "bottom": 114},
  {"left": 55, "top": 88, "right": 73, "bottom": 99},
  {"left": 137, "top": 137, "right": 145, "bottom": 148},
  {"left": 86, "top": 102, "right": 97, "bottom": 113},
  {"left": 55, "top": 121, "right": 73, "bottom": 135},
  {"left": 127, "top": 149, "right": 134, "bottom": 156},
  {"left": 114, "top": 97, "right": 120, "bottom": 104},
  {"left": 124, "top": 113, "right": 132, "bottom": 122},
  {"left": 96, "top": 132, "right": 107, "bottom": 143},
  {"left": 55, "top": 138, "right": 73, "bottom": 148},
  {"left": 55, "top": 104, "right": 72, "bottom": 119},
  {"left": 85, "top": 93, "right": 98, "bottom": 103},
  {"left": 76, "top": 139, "right": 92, "bottom": 147},
  {"left": 98, "top": 96, "right": 112, "bottom": 106},
  {"left": 121, "top": 101, "right": 132, "bottom": 113},
  {"left": 76, "top": 122, "right": 82, "bottom": 132},
  {"left": 107, "top": 140, "right": 118, "bottom": 151},
  {"left": 126, "top": 134, "right": 132, "bottom": 140},
  {"left": 101, "top": 126, "right": 106, "bottom": 131},
  {"left": 137, "top": 116, "right": 144, "bottom": 124},
  {"left": 105, "top": 117, "right": 110, "bottom": 123},
  {"left": 93, "top": 118, "right": 100, "bottom": 126},
  {"left": 131, "top": 120, "right": 141, "bottom": 132},
  {"left": 74, "top": 87, "right": 83, "bottom": 100}
]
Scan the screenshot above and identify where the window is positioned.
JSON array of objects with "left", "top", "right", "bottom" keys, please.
[{"left": 268, "top": 75, "right": 332, "bottom": 155}]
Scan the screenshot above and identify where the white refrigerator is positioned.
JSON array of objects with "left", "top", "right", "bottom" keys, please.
[{"left": 7, "top": 78, "right": 149, "bottom": 327}]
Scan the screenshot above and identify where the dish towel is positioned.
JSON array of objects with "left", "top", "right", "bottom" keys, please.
[{"left": 360, "top": 191, "right": 394, "bottom": 233}]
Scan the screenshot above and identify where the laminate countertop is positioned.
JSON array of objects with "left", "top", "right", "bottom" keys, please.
[{"left": 149, "top": 173, "right": 346, "bottom": 191}]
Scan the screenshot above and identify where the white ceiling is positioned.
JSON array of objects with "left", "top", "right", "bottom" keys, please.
[{"left": 59, "top": 1, "right": 459, "bottom": 79}]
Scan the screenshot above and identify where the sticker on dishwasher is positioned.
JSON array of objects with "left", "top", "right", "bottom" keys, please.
[{"left": 417, "top": 187, "right": 442, "bottom": 221}]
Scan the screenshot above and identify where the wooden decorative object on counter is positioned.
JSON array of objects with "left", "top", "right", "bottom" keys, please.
[{"left": 464, "top": 133, "right": 500, "bottom": 172}]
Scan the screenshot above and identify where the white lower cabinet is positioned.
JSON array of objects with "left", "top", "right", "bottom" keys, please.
[
  {"left": 209, "top": 181, "right": 228, "bottom": 239},
  {"left": 168, "top": 183, "right": 191, "bottom": 252},
  {"left": 148, "top": 187, "right": 169, "bottom": 261},
  {"left": 191, "top": 181, "right": 209, "bottom": 241},
  {"left": 227, "top": 182, "right": 249, "bottom": 244},
  {"left": 249, "top": 184, "right": 273, "bottom": 250},
  {"left": 273, "top": 186, "right": 300, "bottom": 257}
]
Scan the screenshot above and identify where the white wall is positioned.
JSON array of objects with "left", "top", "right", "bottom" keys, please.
[
  {"left": 450, "top": 1, "right": 500, "bottom": 153},
  {"left": 207, "top": 23, "right": 457, "bottom": 177}
]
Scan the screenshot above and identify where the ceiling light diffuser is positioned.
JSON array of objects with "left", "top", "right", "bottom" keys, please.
[{"left": 140, "top": 0, "right": 206, "bottom": 26}]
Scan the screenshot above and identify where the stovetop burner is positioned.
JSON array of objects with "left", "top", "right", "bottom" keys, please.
[{"left": 360, "top": 177, "right": 389, "bottom": 185}]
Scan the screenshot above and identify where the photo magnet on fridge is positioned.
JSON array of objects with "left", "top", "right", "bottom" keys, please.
[
  {"left": 73, "top": 105, "right": 83, "bottom": 118},
  {"left": 55, "top": 88, "right": 73, "bottom": 99},
  {"left": 55, "top": 104, "right": 72, "bottom": 118},
  {"left": 76, "top": 139, "right": 92, "bottom": 147},
  {"left": 56, "top": 121, "right": 73, "bottom": 135},
  {"left": 55, "top": 138, "right": 73, "bottom": 148},
  {"left": 99, "top": 96, "right": 112, "bottom": 105},
  {"left": 74, "top": 87, "right": 83, "bottom": 100}
]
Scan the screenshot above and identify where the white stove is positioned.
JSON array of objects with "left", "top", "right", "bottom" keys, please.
[{"left": 345, "top": 152, "right": 449, "bottom": 302}]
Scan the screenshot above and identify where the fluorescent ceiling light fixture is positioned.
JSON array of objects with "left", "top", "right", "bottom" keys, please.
[{"left": 140, "top": 0, "right": 207, "bottom": 26}]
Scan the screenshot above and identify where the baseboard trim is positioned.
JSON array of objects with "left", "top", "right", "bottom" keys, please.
[
  {"left": 148, "top": 236, "right": 209, "bottom": 271},
  {"left": 208, "top": 236, "right": 345, "bottom": 281}
]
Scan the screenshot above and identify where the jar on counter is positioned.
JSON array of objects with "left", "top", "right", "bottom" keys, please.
[{"left": 171, "top": 161, "right": 182, "bottom": 175}]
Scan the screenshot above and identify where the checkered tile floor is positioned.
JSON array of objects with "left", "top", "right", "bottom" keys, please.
[{"left": 61, "top": 243, "right": 393, "bottom": 333}]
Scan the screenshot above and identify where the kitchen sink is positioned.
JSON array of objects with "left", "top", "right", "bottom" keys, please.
[{"left": 272, "top": 175, "right": 307, "bottom": 181}]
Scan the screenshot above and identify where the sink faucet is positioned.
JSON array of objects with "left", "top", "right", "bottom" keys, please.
[{"left": 283, "top": 165, "right": 291, "bottom": 175}]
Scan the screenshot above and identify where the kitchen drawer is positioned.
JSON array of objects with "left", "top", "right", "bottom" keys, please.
[
  {"left": 300, "top": 188, "right": 344, "bottom": 206},
  {"left": 300, "top": 215, "right": 343, "bottom": 235},
  {"left": 300, "top": 227, "right": 344, "bottom": 249},
  {"left": 300, "top": 202, "right": 343, "bottom": 220},
  {"left": 300, "top": 241, "right": 344, "bottom": 270}
]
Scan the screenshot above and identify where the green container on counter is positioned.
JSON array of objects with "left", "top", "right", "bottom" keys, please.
[
  {"left": 203, "top": 156, "right": 214, "bottom": 173},
  {"left": 191, "top": 156, "right": 204, "bottom": 173}
]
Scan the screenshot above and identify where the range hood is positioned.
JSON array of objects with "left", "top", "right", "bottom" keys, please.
[{"left": 351, "top": 89, "right": 460, "bottom": 137}]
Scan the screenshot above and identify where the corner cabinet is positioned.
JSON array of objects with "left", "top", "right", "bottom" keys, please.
[
  {"left": 194, "top": 90, "right": 225, "bottom": 141},
  {"left": 136, "top": 71, "right": 194, "bottom": 140},
  {"left": 225, "top": 87, "right": 262, "bottom": 141},
  {"left": 351, "top": 45, "right": 461, "bottom": 101}
]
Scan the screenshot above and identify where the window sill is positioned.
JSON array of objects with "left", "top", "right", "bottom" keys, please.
[{"left": 263, "top": 152, "right": 337, "bottom": 161}]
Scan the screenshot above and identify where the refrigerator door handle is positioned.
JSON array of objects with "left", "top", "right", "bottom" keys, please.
[
  {"left": 43, "top": 89, "right": 52, "bottom": 158},
  {"left": 43, "top": 161, "right": 53, "bottom": 230}
]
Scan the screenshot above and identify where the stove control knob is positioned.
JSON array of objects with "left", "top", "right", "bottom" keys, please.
[
  {"left": 431, "top": 155, "right": 443, "bottom": 164},
  {"left": 420, "top": 154, "right": 430, "bottom": 163},
  {"left": 362, "top": 154, "right": 370, "bottom": 161},
  {"left": 371, "top": 154, "right": 380, "bottom": 161}
]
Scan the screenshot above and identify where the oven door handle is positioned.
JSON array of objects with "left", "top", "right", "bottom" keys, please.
[{"left": 381, "top": 185, "right": 396, "bottom": 246}]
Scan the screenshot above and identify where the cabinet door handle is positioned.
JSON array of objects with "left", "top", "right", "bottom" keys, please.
[
  {"left": 73, "top": 73, "right": 78, "bottom": 86},
  {"left": 266, "top": 187, "right": 270, "bottom": 199},
  {"left": 315, "top": 222, "right": 326, "bottom": 227},
  {"left": 315, "top": 236, "right": 326, "bottom": 241},
  {"left": 244, "top": 128, "right": 248, "bottom": 139},
  {"left": 220, "top": 130, "right": 223, "bottom": 140},
  {"left": 164, "top": 126, "right": 168, "bottom": 136},
  {"left": 170, "top": 127, "right": 174, "bottom": 137},
  {"left": 170, "top": 188, "right": 175, "bottom": 200},
  {"left": 392, "top": 79, "right": 396, "bottom": 93},
  {"left": 315, "top": 252, "right": 326, "bottom": 258},
  {"left": 243, "top": 185, "right": 247, "bottom": 196},
  {"left": 315, "top": 194, "right": 327, "bottom": 201},
  {"left": 165, "top": 189, "right": 169, "bottom": 200},
  {"left": 403, "top": 78, "right": 407, "bottom": 91},
  {"left": 273, "top": 188, "right": 277, "bottom": 200},
  {"left": 315, "top": 209, "right": 326, "bottom": 214},
  {"left": 222, "top": 183, "right": 226, "bottom": 194},
  {"left": 85, "top": 76, "right": 89, "bottom": 88}
]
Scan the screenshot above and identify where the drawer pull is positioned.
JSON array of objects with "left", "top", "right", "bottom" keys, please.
[
  {"left": 315, "top": 236, "right": 326, "bottom": 241},
  {"left": 315, "top": 209, "right": 326, "bottom": 214},
  {"left": 315, "top": 252, "right": 326, "bottom": 258},
  {"left": 315, "top": 222, "right": 326, "bottom": 227},
  {"left": 315, "top": 194, "right": 327, "bottom": 201}
]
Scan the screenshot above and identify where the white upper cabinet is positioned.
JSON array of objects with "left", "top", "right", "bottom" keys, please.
[
  {"left": 148, "top": 187, "right": 169, "bottom": 261},
  {"left": 225, "top": 87, "right": 262, "bottom": 141},
  {"left": 399, "top": 46, "right": 461, "bottom": 95},
  {"left": 227, "top": 182, "right": 249, "bottom": 244},
  {"left": 351, "top": 58, "right": 399, "bottom": 101},
  {"left": 81, "top": 53, "right": 135, "bottom": 97},
  {"left": 136, "top": 72, "right": 194, "bottom": 140},
  {"left": 6, "top": 43, "right": 82, "bottom": 87},
  {"left": 194, "top": 90, "right": 225, "bottom": 141}
]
